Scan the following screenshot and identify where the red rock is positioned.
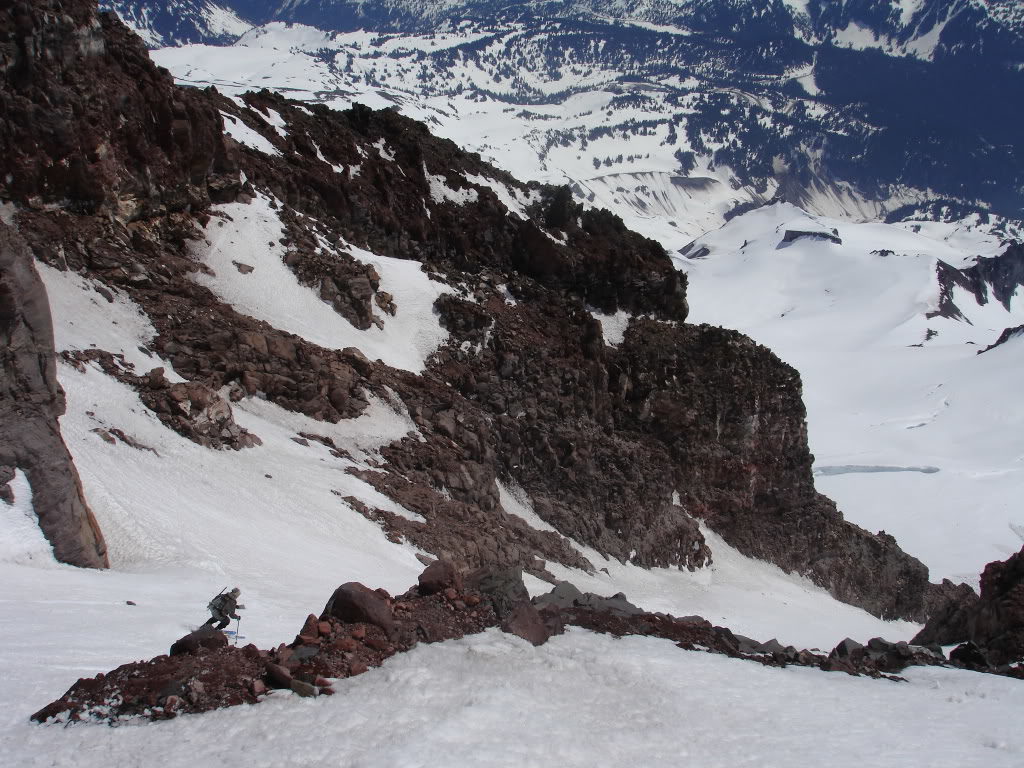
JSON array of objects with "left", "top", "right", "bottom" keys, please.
[
  {"left": 418, "top": 559, "right": 464, "bottom": 595},
  {"left": 314, "top": 677, "right": 332, "bottom": 687},
  {"left": 322, "top": 583, "right": 397, "bottom": 639},
  {"left": 349, "top": 661, "right": 368, "bottom": 676},
  {"left": 299, "top": 614, "right": 319, "bottom": 637},
  {"left": 500, "top": 602, "right": 551, "bottom": 647},
  {"left": 163, "top": 695, "right": 182, "bottom": 712},
  {"left": 465, "top": 594, "right": 481, "bottom": 607},
  {"left": 335, "top": 637, "right": 358, "bottom": 652},
  {"left": 251, "top": 680, "right": 267, "bottom": 696},
  {"left": 169, "top": 627, "right": 228, "bottom": 657},
  {"left": 365, "top": 635, "right": 389, "bottom": 651},
  {"left": 351, "top": 626, "right": 366, "bottom": 640},
  {"left": 820, "top": 658, "right": 858, "bottom": 675},
  {"left": 444, "top": 587, "right": 459, "bottom": 601},
  {"left": 317, "top": 621, "right": 332, "bottom": 636}
]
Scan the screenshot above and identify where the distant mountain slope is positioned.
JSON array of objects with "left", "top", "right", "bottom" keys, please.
[
  {"left": 98, "top": 0, "right": 253, "bottom": 45},
  {"left": 111, "top": 0, "right": 1024, "bottom": 233}
]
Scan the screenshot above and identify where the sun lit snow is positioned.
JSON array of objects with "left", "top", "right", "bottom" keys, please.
[
  {"left": 192, "top": 193, "right": 451, "bottom": 373},
  {"left": 679, "top": 203, "right": 1024, "bottom": 584}
]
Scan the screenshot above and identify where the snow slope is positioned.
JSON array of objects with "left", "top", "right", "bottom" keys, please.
[
  {"left": 6, "top": 206, "right": 1001, "bottom": 763},
  {"left": 4, "top": 624, "right": 1023, "bottom": 768},
  {"left": 679, "top": 203, "right": 1024, "bottom": 586},
  {"left": 195, "top": 193, "right": 451, "bottom": 373}
]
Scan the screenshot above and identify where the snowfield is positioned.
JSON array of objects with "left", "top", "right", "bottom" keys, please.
[
  {"left": 4, "top": 624, "right": 1024, "bottom": 768},
  {"left": 678, "top": 204, "right": 1024, "bottom": 586}
]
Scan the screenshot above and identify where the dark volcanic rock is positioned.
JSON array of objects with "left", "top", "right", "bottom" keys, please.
[
  {"left": 978, "top": 325, "right": 1024, "bottom": 355},
  {"left": 915, "top": 547, "right": 1024, "bottom": 666},
  {"left": 0, "top": 0, "right": 236, "bottom": 216},
  {"left": 913, "top": 579, "right": 980, "bottom": 646},
  {"left": 32, "top": 563, "right": 977, "bottom": 725},
  {"left": 468, "top": 566, "right": 531, "bottom": 620},
  {"left": 931, "top": 244, "right": 1024, "bottom": 321},
  {"left": 0, "top": 223, "right": 107, "bottom": 567},
  {"left": 169, "top": 626, "right": 229, "bottom": 656},
  {"left": 322, "top": 582, "right": 397, "bottom": 639},
  {"left": 782, "top": 228, "right": 842, "bottom": 245},
  {"left": 500, "top": 601, "right": 551, "bottom": 646},
  {"left": 970, "top": 546, "right": 1024, "bottom": 665},
  {"left": 417, "top": 558, "right": 464, "bottom": 595}
]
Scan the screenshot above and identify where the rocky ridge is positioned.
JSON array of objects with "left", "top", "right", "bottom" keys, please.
[
  {"left": 0, "top": 0, "right": 943, "bottom": 621},
  {"left": 914, "top": 545, "right": 1024, "bottom": 667},
  {"left": 32, "top": 559, "right": 977, "bottom": 726}
]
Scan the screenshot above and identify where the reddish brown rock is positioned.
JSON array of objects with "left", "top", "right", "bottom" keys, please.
[
  {"left": 500, "top": 602, "right": 551, "bottom": 647},
  {"left": 418, "top": 559, "right": 464, "bottom": 595},
  {"left": 169, "top": 627, "right": 228, "bottom": 657},
  {"left": 322, "top": 583, "right": 397, "bottom": 639},
  {"left": 0, "top": 224, "right": 108, "bottom": 569}
]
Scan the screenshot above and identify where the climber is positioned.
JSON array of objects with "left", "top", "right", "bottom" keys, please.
[{"left": 203, "top": 587, "right": 244, "bottom": 630}]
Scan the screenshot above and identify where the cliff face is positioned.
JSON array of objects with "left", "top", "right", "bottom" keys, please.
[
  {"left": 0, "top": 221, "right": 107, "bottom": 568},
  {"left": 1, "top": 0, "right": 932, "bottom": 618}
]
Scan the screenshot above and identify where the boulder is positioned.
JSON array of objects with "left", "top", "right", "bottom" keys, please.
[
  {"left": 829, "top": 638, "right": 864, "bottom": 659},
  {"left": 467, "top": 567, "right": 530, "bottom": 620},
  {"left": 290, "top": 678, "right": 317, "bottom": 698},
  {"left": 950, "top": 642, "right": 988, "bottom": 670},
  {"left": 265, "top": 662, "right": 293, "bottom": 689},
  {"left": 913, "top": 546, "right": 1024, "bottom": 666},
  {"left": 500, "top": 601, "right": 551, "bottom": 646},
  {"left": 913, "top": 579, "right": 979, "bottom": 646},
  {"left": 418, "top": 559, "right": 464, "bottom": 595},
  {"left": 169, "top": 627, "right": 228, "bottom": 657},
  {"left": 532, "top": 580, "right": 586, "bottom": 611},
  {"left": 322, "top": 582, "right": 397, "bottom": 638}
]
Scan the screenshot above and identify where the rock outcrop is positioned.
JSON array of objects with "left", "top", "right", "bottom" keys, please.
[
  {"left": 1, "top": 0, "right": 935, "bottom": 619},
  {"left": 30, "top": 561, "right": 968, "bottom": 725},
  {"left": 914, "top": 546, "right": 1024, "bottom": 666},
  {"left": 0, "top": 222, "right": 107, "bottom": 567},
  {"left": 931, "top": 243, "right": 1024, "bottom": 321}
]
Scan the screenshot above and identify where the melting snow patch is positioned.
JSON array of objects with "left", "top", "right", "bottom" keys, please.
[
  {"left": 194, "top": 194, "right": 451, "bottom": 373},
  {"left": 310, "top": 140, "right": 345, "bottom": 174},
  {"left": 425, "top": 164, "right": 479, "bottom": 206},
  {"left": 497, "top": 480, "right": 559, "bottom": 534},
  {"left": 464, "top": 173, "right": 531, "bottom": 219},
  {"left": 37, "top": 263, "right": 179, "bottom": 377},
  {"left": 220, "top": 112, "right": 280, "bottom": 156},
  {"left": 590, "top": 307, "right": 631, "bottom": 346},
  {"left": 372, "top": 138, "right": 396, "bottom": 162},
  {"left": 0, "top": 470, "right": 56, "bottom": 567},
  {"left": 261, "top": 108, "right": 289, "bottom": 139}
]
